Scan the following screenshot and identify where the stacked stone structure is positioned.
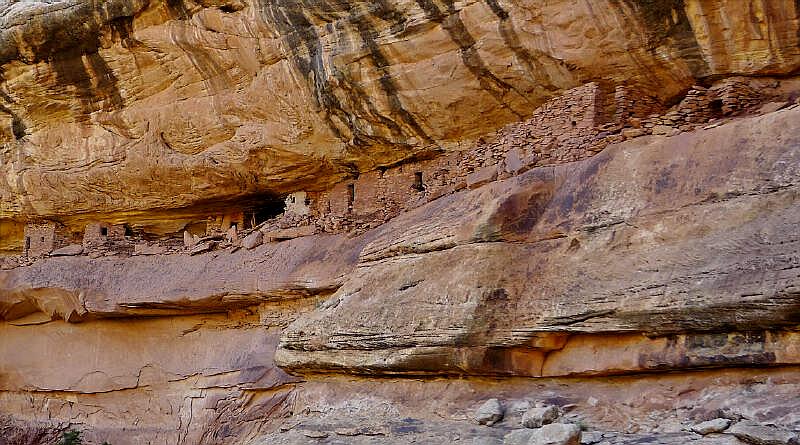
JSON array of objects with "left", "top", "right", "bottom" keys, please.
[
  {"left": 5, "top": 77, "right": 786, "bottom": 261},
  {"left": 23, "top": 221, "right": 71, "bottom": 258}
]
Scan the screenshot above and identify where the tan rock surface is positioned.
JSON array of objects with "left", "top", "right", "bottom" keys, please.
[
  {"left": 276, "top": 107, "right": 800, "bottom": 374},
  {"left": 0, "top": 0, "right": 799, "bottom": 233},
  {"left": 0, "top": 2, "right": 800, "bottom": 443}
]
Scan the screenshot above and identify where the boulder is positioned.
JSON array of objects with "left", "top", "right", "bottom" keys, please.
[
  {"left": 579, "top": 431, "right": 604, "bottom": 445},
  {"left": 652, "top": 125, "right": 681, "bottom": 137},
  {"left": 474, "top": 399, "right": 505, "bottom": 426},
  {"left": 183, "top": 231, "right": 199, "bottom": 248},
  {"left": 504, "top": 148, "right": 524, "bottom": 175},
  {"left": 522, "top": 405, "right": 560, "bottom": 429},
  {"left": 622, "top": 128, "right": 645, "bottom": 139},
  {"left": 691, "top": 418, "right": 732, "bottom": 435},
  {"left": 728, "top": 421, "right": 799, "bottom": 445},
  {"left": 242, "top": 231, "right": 263, "bottom": 250},
  {"left": 467, "top": 165, "right": 499, "bottom": 189},
  {"left": 49, "top": 245, "right": 83, "bottom": 257},
  {"left": 189, "top": 241, "right": 216, "bottom": 256},
  {"left": 263, "top": 225, "right": 316, "bottom": 242},
  {"left": 504, "top": 423, "right": 581, "bottom": 445}
]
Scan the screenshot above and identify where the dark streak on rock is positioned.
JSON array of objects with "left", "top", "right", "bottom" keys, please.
[
  {"left": 165, "top": 0, "right": 195, "bottom": 20},
  {"left": 413, "top": 0, "right": 524, "bottom": 118},
  {"left": 796, "top": 0, "right": 800, "bottom": 44},
  {"left": 50, "top": 49, "right": 125, "bottom": 120},
  {"left": 0, "top": 0, "right": 150, "bottom": 65},
  {"left": 609, "top": 0, "right": 710, "bottom": 78},
  {"left": 482, "top": 0, "right": 563, "bottom": 95},
  {"left": 0, "top": 84, "right": 26, "bottom": 139},
  {"left": 255, "top": 0, "right": 352, "bottom": 142},
  {"left": 256, "top": 0, "right": 435, "bottom": 147},
  {"left": 348, "top": 7, "right": 433, "bottom": 144}
]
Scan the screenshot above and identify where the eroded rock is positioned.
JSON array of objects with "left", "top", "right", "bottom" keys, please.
[
  {"left": 728, "top": 421, "right": 799, "bottom": 445},
  {"left": 504, "top": 423, "right": 581, "bottom": 445},
  {"left": 475, "top": 399, "right": 505, "bottom": 426},
  {"left": 692, "top": 419, "right": 732, "bottom": 435},
  {"left": 522, "top": 405, "right": 561, "bottom": 429}
]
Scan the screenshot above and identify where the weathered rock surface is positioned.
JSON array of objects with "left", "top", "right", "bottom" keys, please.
[
  {"left": 1, "top": 106, "right": 798, "bottom": 444},
  {"left": 276, "top": 107, "right": 800, "bottom": 375},
  {"left": 692, "top": 419, "right": 732, "bottom": 435},
  {"left": 475, "top": 398, "right": 505, "bottom": 426},
  {"left": 504, "top": 423, "right": 581, "bottom": 445},
  {"left": 522, "top": 405, "right": 561, "bottom": 429},
  {"left": 1, "top": 3, "right": 800, "bottom": 441},
  {"left": 0, "top": 233, "right": 357, "bottom": 321},
  {"left": 1, "top": 0, "right": 799, "bottom": 234},
  {"left": 727, "top": 421, "right": 799, "bottom": 445}
]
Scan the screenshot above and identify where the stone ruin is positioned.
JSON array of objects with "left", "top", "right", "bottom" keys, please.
[
  {"left": 23, "top": 221, "right": 70, "bottom": 258},
  {"left": 4, "top": 76, "right": 795, "bottom": 263},
  {"left": 83, "top": 222, "right": 126, "bottom": 250}
]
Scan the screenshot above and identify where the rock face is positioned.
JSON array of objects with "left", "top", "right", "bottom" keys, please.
[
  {"left": 1, "top": 1, "right": 800, "bottom": 444},
  {"left": 0, "top": 0, "right": 799, "bottom": 234},
  {"left": 276, "top": 108, "right": 800, "bottom": 375},
  {"left": 1, "top": 106, "right": 799, "bottom": 443}
]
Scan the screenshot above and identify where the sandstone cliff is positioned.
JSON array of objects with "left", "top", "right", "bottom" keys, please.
[
  {"left": 0, "top": 0, "right": 799, "bottom": 236},
  {"left": 1, "top": 1, "right": 800, "bottom": 444}
]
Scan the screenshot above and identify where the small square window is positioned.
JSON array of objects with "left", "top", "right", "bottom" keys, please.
[{"left": 100, "top": 227, "right": 108, "bottom": 236}]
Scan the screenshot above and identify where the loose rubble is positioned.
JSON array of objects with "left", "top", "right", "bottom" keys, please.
[{"left": 475, "top": 399, "right": 506, "bottom": 426}]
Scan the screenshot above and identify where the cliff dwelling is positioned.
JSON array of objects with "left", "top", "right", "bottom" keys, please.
[{"left": 1, "top": 2, "right": 800, "bottom": 444}]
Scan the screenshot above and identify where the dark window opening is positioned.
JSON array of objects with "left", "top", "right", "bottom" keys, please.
[
  {"left": 219, "top": 4, "right": 237, "bottom": 13},
  {"left": 243, "top": 198, "right": 286, "bottom": 229},
  {"left": 25, "top": 237, "right": 30, "bottom": 251},
  {"left": 124, "top": 225, "right": 135, "bottom": 237},
  {"left": 709, "top": 99, "right": 724, "bottom": 116},
  {"left": 100, "top": 227, "right": 108, "bottom": 237},
  {"left": 305, "top": 197, "right": 311, "bottom": 206},
  {"left": 571, "top": 120, "right": 577, "bottom": 127},
  {"left": 347, "top": 184, "right": 355, "bottom": 212},
  {"left": 412, "top": 172, "right": 425, "bottom": 191},
  {"left": 11, "top": 117, "right": 25, "bottom": 140}
]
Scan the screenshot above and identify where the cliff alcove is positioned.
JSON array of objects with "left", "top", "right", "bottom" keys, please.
[{"left": 0, "top": 0, "right": 799, "bottom": 444}]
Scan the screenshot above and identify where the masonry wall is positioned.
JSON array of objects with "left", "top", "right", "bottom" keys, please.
[
  {"left": 24, "top": 222, "right": 70, "bottom": 258},
  {"left": 83, "top": 222, "right": 126, "bottom": 250},
  {"left": 299, "top": 77, "right": 783, "bottom": 236}
]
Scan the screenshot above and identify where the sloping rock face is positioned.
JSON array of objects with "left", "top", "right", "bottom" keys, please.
[
  {"left": 0, "top": 0, "right": 799, "bottom": 234},
  {"left": 275, "top": 107, "right": 800, "bottom": 376},
  {"left": 1, "top": 1, "right": 800, "bottom": 444},
  {"left": 1, "top": 106, "right": 799, "bottom": 444}
]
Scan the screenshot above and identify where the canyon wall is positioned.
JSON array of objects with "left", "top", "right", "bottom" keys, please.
[{"left": 1, "top": 0, "right": 800, "bottom": 444}]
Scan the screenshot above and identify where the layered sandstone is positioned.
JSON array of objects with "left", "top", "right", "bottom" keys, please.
[
  {"left": 0, "top": 0, "right": 799, "bottom": 238},
  {"left": 1, "top": 1, "right": 800, "bottom": 444},
  {"left": 1, "top": 105, "right": 799, "bottom": 443}
]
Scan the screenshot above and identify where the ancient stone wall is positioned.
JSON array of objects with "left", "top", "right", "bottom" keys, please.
[
  {"left": 2, "top": 77, "right": 793, "bottom": 262},
  {"left": 304, "top": 82, "right": 666, "bottom": 233},
  {"left": 299, "top": 76, "right": 791, "bottom": 236},
  {"left": 83, "top": 222, "right": 126, "bottom": 251},
  {"left": 613, "top": 85, "right": 665, "bottom": 123},
  {"left": 23, "top": 221, "right": 70, "bottom": 258}
]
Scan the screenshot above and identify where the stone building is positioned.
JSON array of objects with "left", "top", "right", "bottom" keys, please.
[
  {"left": 23, "top": 221, "right": 70, "bottom": 258},
  {"left": 83, "top": 221, "right": 126, "bottom": 250},
  {"left": 206, "top": 211, "right": 244, "bottom": 236}
]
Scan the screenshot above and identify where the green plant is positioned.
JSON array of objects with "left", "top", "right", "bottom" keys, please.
[{"left": 60, "top": 429, "right": 82, "bottom": 445}]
